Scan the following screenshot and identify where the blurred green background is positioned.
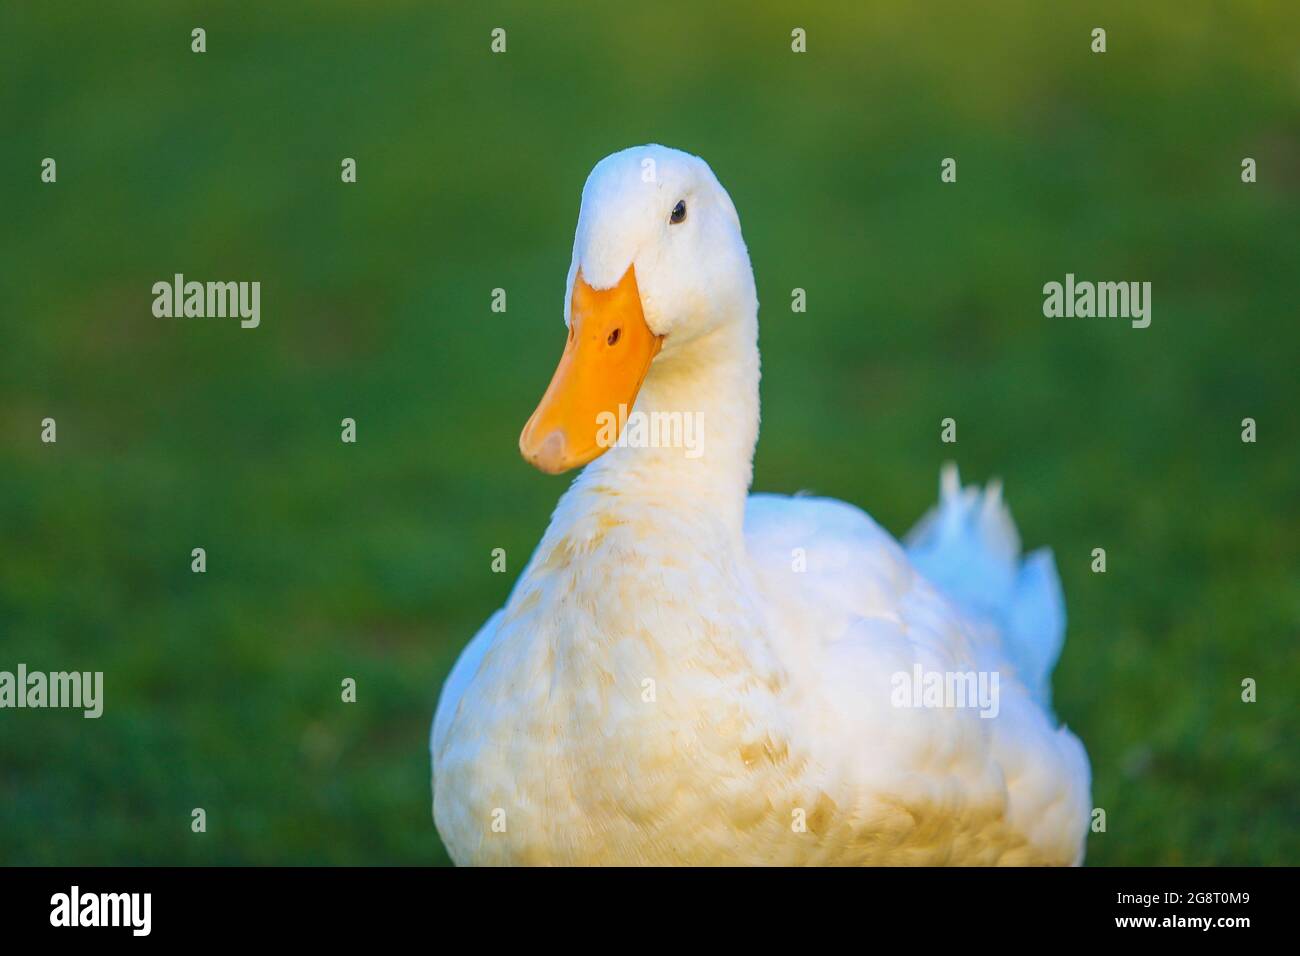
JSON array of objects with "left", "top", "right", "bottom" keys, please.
[{"left": 1, "top": 1, "right": 1296, "bottom": 865}]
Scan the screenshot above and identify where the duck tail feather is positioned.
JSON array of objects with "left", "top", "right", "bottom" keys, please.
[{"left": 904, "top": 462, "right": 1066, "bottom": 707}]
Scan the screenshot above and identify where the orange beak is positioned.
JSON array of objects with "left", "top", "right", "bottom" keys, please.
[{"left": 520, "top": 265, "right": 663, "bottom": 474}]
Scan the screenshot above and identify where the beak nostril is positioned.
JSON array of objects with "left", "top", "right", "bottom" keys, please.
[{"left": 607, "top": 328, "right": 621, "bottom": 346}]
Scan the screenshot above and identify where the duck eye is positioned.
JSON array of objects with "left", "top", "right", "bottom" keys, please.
[
  {"left": 669, "top": 200, "right": 687, "bottom": 224},
  {"left": 607, "top": 328, "right": 621, "bottom": 346}
]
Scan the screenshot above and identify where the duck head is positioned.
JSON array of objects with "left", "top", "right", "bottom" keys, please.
[{"left": 519, "top": 145, "right": 756, "bottom": 474}]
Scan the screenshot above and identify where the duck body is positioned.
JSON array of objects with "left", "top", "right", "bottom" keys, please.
[{"left": 432, "top": 146, "right": 1091, "bottom": 865}]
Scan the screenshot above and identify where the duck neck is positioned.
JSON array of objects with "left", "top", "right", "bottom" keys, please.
[{"left": 570, "top": 312, "right": 760, "bottom": 544}]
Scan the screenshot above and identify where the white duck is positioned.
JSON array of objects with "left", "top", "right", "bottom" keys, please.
[{"left": 432, "top": 145, "right": 1091, "bottom": 865}]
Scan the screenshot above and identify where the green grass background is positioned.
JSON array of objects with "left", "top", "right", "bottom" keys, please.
[{"left": 1, "top": 1, "right": 1296, "bottom": 865}]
